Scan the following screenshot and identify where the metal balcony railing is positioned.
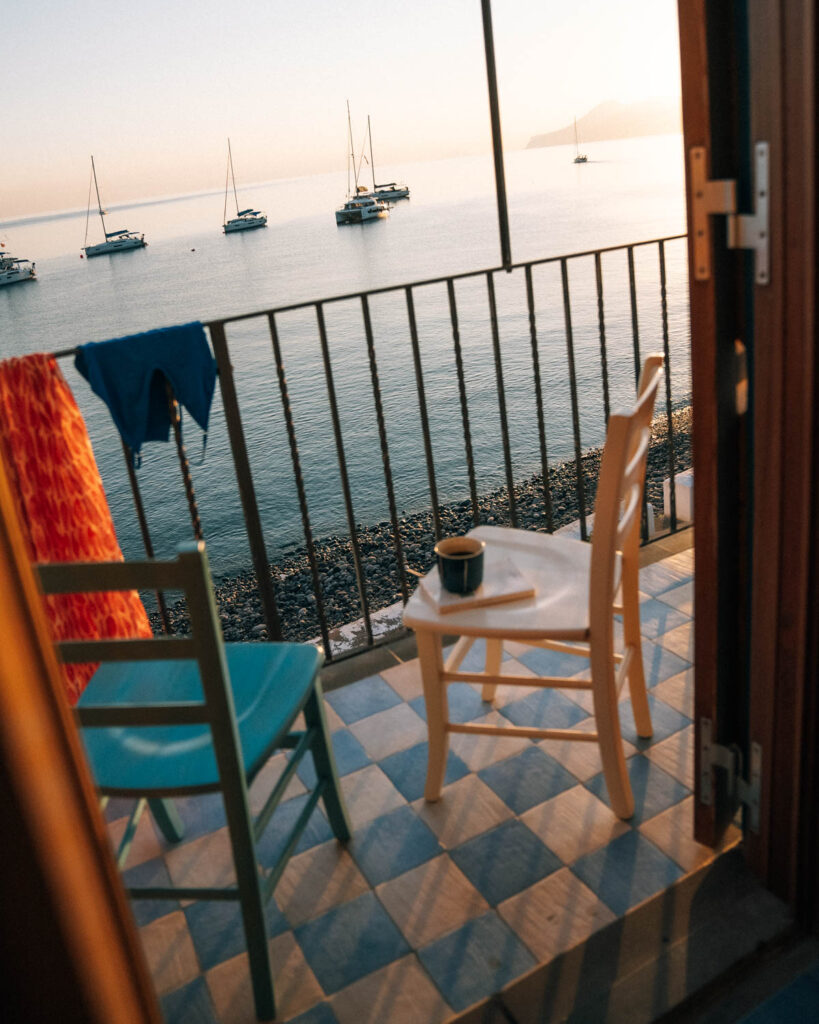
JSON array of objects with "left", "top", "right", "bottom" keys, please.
[{"left": 56, "top": 233, "right": 691, "bottom": 661}]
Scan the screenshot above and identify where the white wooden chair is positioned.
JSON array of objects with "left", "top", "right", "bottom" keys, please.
[{"left": 403, "top": 354, "right": 664, "bottom": 819}]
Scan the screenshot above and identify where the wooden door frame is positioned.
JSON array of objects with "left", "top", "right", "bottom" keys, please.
[
  {"left": 678, "top": 0, "right": 719, "bottom": 849},
  {"left": 679, "top": 0, "right": 818, "bottom": 916},
  {"left": 0, "top": 447, "right": 160, "bottom": 1022},
  {"left": 679, "top": 0, "right": 751, "bottom": 847},
  {"left": 745, "top": 0, "right": 817, "bottom": 911}
]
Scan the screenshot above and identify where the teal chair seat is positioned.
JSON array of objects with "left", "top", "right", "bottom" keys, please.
[
  {"left": 37, "top": 542, "right": 350, "bottom": 1021},
  {"left": 79, "top": 643, "right": 322, "bottom": 793}
]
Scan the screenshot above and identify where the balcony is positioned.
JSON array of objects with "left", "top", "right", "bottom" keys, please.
[
  {"left": 30, "top": 228, "right": 731, "bottom": 1022},
  {"left": 23, "top": 227, "right": 745, "bottom": 1022},
  {"left": 99, "top": 532, "right": 770, "bottom": 1024}
]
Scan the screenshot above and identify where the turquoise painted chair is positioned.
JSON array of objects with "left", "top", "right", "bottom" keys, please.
[{"left": 37, "top": 541, "right": 351, "bottom": 1021}]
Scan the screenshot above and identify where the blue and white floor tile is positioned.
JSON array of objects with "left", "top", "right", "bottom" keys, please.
[{"left": 106, "top": 548, "right": 736, "bottom": 1023}]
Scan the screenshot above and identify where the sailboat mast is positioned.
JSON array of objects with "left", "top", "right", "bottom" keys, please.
[
  {"left": 368, "top": 115, "right": 376, "bottom": 191},
  {"left": 227, "top": 138, "right": 241, "bottom": 216},
  {"left": 574, "top": 118, "right": 579, "bottom": 158},
  {"left": 91, "top": 155, "right": 107, "bottom": 237},
  {"left": 347, "top": 100, "right": 358, "bottom": 194},
  {"left": 223, "top": 146, "right": 230, "bottom": 225}
]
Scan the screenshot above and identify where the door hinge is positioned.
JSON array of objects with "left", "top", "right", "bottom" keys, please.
[
  {"left": 690, "top": 142, "right": 769, "bottom": 285},
  {"left": 700, "top": 717, "right": 761, "bottom": 833}
]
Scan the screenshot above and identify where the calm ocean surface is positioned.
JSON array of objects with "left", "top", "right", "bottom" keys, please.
[{"left": 0, "top": 135, "right": 690, "bottom": 575}]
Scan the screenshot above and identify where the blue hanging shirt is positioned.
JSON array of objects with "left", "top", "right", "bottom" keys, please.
[{"left": 75, "top": 322, "right": 218, "bottom": 455}]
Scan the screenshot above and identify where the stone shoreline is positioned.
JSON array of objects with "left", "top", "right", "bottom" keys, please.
[{"left": 152, "top": 406, "right": 692, "bottom": 644}]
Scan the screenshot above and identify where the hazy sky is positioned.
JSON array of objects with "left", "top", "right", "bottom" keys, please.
[{"left": 2, "top": 1, "right": 681, "bottom": 219}]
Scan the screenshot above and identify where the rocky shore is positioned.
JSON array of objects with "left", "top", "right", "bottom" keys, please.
[{"left": 152, "top": 407, "right": 692, "bottom": 644}]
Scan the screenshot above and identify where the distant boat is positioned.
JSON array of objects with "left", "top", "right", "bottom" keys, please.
[
  {"left": 365, "top": 115, "right": 410, "bottom": 201},
  {"left": 0, "top": 251, "right": 36, "bottom": 286},
  {"left": 336, "top": 102, "right": 389, "bottom": 225},
  {"left": 573, "top": 118, "right": 588, "bottom": 164},
  {"left": 82, "top": 156, "right": 146, "bottom": 257},
  {"left": 335, "top": 195, "right": 389, "bottom": 225},
  {"left": 222, "top": 139, "right": 267, "bottom": 233}
]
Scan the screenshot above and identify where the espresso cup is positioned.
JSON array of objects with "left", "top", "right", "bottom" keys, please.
[{"left": 434, "top": 536, "right": 486, "bottom": 595}]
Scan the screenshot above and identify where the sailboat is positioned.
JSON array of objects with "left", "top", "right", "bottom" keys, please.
[
  {"left": 365, "top": 116, "right": 410, "bottom": 202},
  {"left": 82, "top": 156, "right": 146, "bottom": 257},
  {"left": 335, "top": 102, "right": 389, "bottom": 225},
  {"left": 573, "top": 117, "right": 588, "bottom": 164},
  {"left": 222, "top": 139, "right": 267, "bottom": 233}
]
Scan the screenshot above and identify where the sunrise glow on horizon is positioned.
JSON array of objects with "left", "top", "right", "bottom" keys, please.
[{"left": 2, "top": 0, "right": 681, "bottom": 220}]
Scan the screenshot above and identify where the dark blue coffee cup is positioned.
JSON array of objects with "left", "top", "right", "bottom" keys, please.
[{"left": 434, "top": 536, "right": 485, "bottom": 595}]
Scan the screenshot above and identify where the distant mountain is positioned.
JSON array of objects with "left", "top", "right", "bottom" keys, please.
[{"left": 526, "top": 99, "right": 682, "bottom": 150}]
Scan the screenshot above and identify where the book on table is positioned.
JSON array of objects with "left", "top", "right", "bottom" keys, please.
[{"left": 419, "top": 551, "right": 535, "bottom": 614}]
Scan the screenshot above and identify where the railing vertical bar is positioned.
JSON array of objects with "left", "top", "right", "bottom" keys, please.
[
  {"left": 524, "top": 265, "right": 554, "bottom": 532},
  {"left": 447, "top": 279, "right": 480, "bottom": 526},
  {"left": 486, "top": 272, "right": 518, "bottom": 526},
  {"left": 360, "top": 296, "right": 409, "bottom": 604},
  {"left": 594, "top": 252, "right": 611, "bottom": 424},
  {"left": 315, "top": 303, "right": 373, "bottom": 646},
  {"left": 165, "top": 383, "right": 204, "bottom": 541},
  {"left": 121, "top": 439, "right": 171, "bottom": 634},
  {"left": 659, "top": 240, "right": 677, "bottom": 532},
  {"left": 480, "top": 0, "right": 512, "bottom": 271},
  {"left": 405, "top": 286, "right": 442, "bottom": 541},
  {"left": 627, "top": 246, "right": 642, "bottom": 385},
  {"left": 561, "top": 259, "right": 588, "bottom": 541},
  {"left": 267, "top": 313, "right": 331, "bottom": 654},
  {"left": 208, "top": 321, "right": 283, "bottom": 641},
  {"left": 627, "top": 245, "right": 650, "bottom": 539}
]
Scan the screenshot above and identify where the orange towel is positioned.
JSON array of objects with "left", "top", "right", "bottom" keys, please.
[{"left": 0, "top": 354, "right": 152, "bottom": 704}]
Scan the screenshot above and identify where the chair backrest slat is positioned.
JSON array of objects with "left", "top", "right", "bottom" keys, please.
[
  {"left": 622, "top": 427, "right": 651, "bottom": 494},
  {"left": 38, "top": 559, "right": 185, "bottom": 594},
  {"left": 77, "top": 704, "right": 211, "bottom": 728},
  {"left": 56, "top": 636, "right": 195, "bottom": 664},
  {"left": 616, "top": 483, "right": 642, "bottom": 551}
]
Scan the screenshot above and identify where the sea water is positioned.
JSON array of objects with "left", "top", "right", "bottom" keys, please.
[{"left": 0, "top": 135, "right": 690, "bottom": 576}]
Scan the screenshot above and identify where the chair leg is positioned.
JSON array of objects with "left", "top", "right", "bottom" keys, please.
[
  {"left": 234, "top": 848, "right": 275, "bottom": 1019},
  {"left": 481, "top": 639, "right": 503, "bottom": 702},
  {"left": 304, "top": 682, "right": 352, "bottom": 842},
  {"left": 416, "top": 629, "right": 449, "bottom": 801},
  {"left": 148, "top": 798, "right": 185, "bottom": 843},
  {"left": 222, "top": 788, "right": 276, "bottom": 1019},
  {"left": 590, "top": 637, "right": 634, "bottom": 820},
  {"left": 621, "top": 558, "right": 653, "bottom": 739}
]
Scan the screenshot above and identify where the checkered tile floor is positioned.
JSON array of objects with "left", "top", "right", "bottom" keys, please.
[{"left": 106, "top": 546, "right": 733, "bottom": 1023}]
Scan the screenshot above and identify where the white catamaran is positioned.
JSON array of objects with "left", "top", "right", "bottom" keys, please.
[
  {"left": 0, "top": 251, "right": 36, "bottom": 286},
  {"left": 223, "top": 139, "right": 267, "bottom": 233},
  {"left": 82, "top": 156, "right": 146, "bottom": 257},
  {"left": 335, "top": 103, "right": 389, "bottom": 225}
]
